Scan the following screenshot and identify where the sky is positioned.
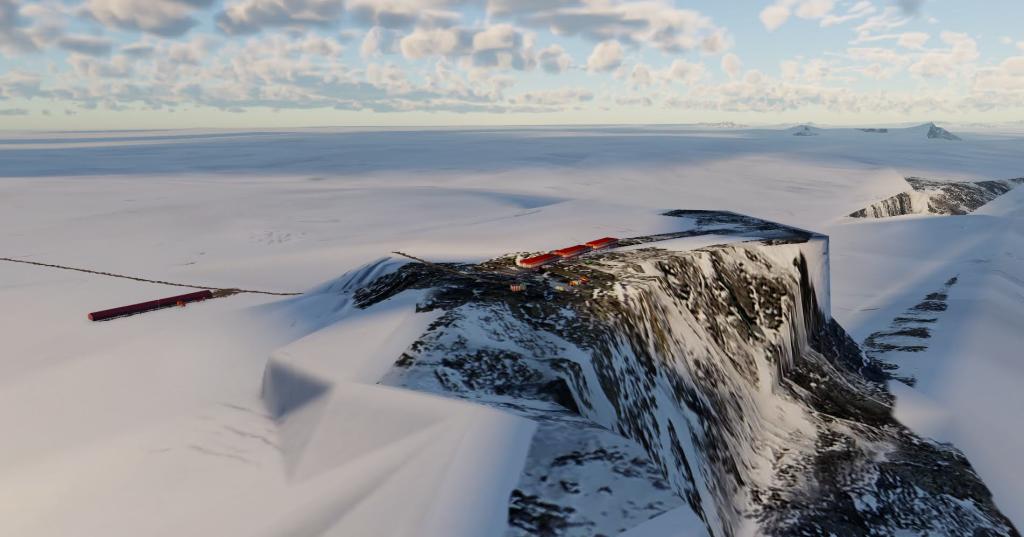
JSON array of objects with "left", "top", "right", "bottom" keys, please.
[{"left": 0, "top": 0, "right": 1023, "bottom": 129}]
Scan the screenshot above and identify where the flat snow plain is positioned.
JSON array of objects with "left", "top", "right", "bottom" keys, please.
[{"left": 0, "top": 124, "right": 1021, "bottom": 536}]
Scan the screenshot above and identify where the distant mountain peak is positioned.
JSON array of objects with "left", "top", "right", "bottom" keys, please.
[{"left": 922, "top": 122, "right": 961, "bottom": 140}]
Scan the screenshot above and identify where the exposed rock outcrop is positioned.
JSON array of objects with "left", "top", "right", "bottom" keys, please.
[
  {"left": 850, "top": 176, "right": 1024, "bottom": 218},
  {"left": 926, "top": 123, "right": 961, "bottom": 140},
  {"left": 332, "top": 211, "right": 1018, "bottom": 537}
]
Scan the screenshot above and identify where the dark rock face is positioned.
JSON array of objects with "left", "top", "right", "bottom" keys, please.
[
  {"left": 859, "top": 128, "right": 889, "bottom": 133},
  {"left": 864, "top": 276, "right": 958, "bottom": 386},
  {"left": 351, "top": 212, "right": 1016, "bottom": 537},
  {"left": 927, "top": 124, "right": 962, "bottom": 140},
  {"left": 792, "top": 125, "right": 818, "bottom": 136},
  {"left": 849, "top": 176, "right": 1024, "bottom": 218}
]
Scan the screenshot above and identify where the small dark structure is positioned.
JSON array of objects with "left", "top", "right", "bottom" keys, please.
[{"left": 88, "top": 290, "right": 214, "bottom": 321}]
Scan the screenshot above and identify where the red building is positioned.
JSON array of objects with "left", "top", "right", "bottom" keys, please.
[
  {"left": 517, "top": 252, "right": 559, "bottom": 269},
  {"left": 553, "top": 245, "right": 590, "bottom": 258},
  {"left": 585, "top": 237, "right": 618, "bottom": 250}
]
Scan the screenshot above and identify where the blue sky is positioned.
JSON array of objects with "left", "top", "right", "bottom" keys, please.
[{"left": 1, "top": 0, "right": 1022, "bottom": 129}]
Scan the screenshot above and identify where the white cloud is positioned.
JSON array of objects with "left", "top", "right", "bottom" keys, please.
[
  {"left": 721, "top": 53, "right": 741, "bottom": 78},
  {"left": 780, "top": 59, "right": 799, "bottom": 80},
  {"left": 510, "top": 87, "right": 593, "bottom": 107},
  {"left": 760, "top": 0, "right": 835, "bottom": 31},
  {"left": 361, "top": 26, "right": 398, "bottom": 58},
  {"left": 472, "top": 23, "right": 519, "bottom": 52},
  {"left": 743, "top": 69, "right": 764, "bottom": 85},
  {"left": 630, "top": 63, "right": 652, "bottom": 87},
  {"left": 537, "top": 44, "right": 572, "bottom": 74},
  {"left": 759, "top": 4, "right": 790, "bottom": 32},
  {"left": 908, "top": 32, "right": 978, "bottom": 78},
  {"left": 216, "top": 0, "right": 344, "bottom": 35},
  {"left": 587, "top": 40, "right": 623, "bottom": 72},
  {"left": 665, "top": 59, "right": 706, "bottom": 84},
  {"left": 853, "top": 6, "right": 911, "bottom": 42},
  {"left": 347, "top": 0, "right": 461, "bottom": 30},
  {"left": 515, "top": 2, "right": 729, "bottom": 54},
  {"left": 68, "top": 53, "right": 134, "bottom": 78},
  {"left": 0, "top": 70, "right": 44, "bottom": 99},
  {"left": 795, "top": 0, "right": 834, "bottom": 20},
  {"left": 85, "top": 0, "right": 214, "bottom": 37},
  {"left": 57, "top": 34, "right": 113, "bottom": 56},
  {"left": 973, "top": 57, "right": 1024, "bottom": 95},
  {"left": 897, "top": 32, "right": 929, "bottom": 49},
  {"left": 820, "top": 0, "right": 874, "bottom": 27},
  {"left": 399, "top": 27, "right": 464, "bottom": 59}
]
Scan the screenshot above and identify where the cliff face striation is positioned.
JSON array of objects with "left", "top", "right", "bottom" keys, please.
[
  {"left": 850, "top": 176, "right": 1024, "bottom": 218},
  {"left": 268, "top": 211, "right": 1018, "bottom": 537}
]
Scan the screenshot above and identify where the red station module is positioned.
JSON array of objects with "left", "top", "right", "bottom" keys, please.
[
  {"left": 553, "top": 245, "right": 590, "bottom": 258},
  {"left": 88, "top": 290, "right": 214, "bottom": 321},
  {"left": 517, "top": 252, "right": 559, "bottom": 269},
  {"left": 585, "top": 237, "right": 619, "bottom": 250}
]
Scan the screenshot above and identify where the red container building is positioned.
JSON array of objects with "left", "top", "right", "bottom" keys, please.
[
  {"left": 553, "top": 245, "right": 589, "bottom": 258},
  {"left": 88, "top": 290, "right": 214, "bottom": 321},
  {"left": 585, "top": 237, "right": 618, "bottom": 250},
  {"left": 517, "top": 252, "right": 559, "bottom": 269}
]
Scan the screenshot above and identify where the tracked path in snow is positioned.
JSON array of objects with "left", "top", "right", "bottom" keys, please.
[{"left": 0, "top": 257, "right": 301, "bottom": 296}]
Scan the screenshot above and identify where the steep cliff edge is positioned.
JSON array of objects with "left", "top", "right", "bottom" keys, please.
[{"left": 267, "top": 211, "right": 1018, "bottom": 537}]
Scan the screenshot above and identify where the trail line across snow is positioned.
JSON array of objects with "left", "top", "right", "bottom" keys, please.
[{"left": 0, "top": 257, "right": 301, "bottom": 296}]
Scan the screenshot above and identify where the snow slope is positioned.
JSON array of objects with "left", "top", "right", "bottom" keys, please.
[{"left": 0, "top": 124, "right": 1021, "bottom": 535}]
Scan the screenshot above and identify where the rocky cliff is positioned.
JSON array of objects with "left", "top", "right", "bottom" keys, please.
[
  {"left": 274, "top": 211, "right": 1018, "bottom": 536},
  {"left": 850, "top": 176, "right": 1024, "bottom": 218}
]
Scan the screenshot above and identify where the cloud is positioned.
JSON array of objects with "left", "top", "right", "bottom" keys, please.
[
  {"left": 759, "top": 5, "right": 790, "bottom": 32},
  {"left": 472, "top": 23, "right": 519, "bottom": 52},
  {"left": 510, "top": 87, "right": 593, "bottom": 107},
  {"left": 58, "top": 34, "right": 113, "bottom": 56},
  {"left": 68, "top": 53, "right": 134, "bottom": 78},
  {"left": 629, "top": 63, "right": 652, "bottom": 87},
  {"left": 399, "top": 27, "right": 466, "bottom": 59},
  {"left": 897, "top": 31, "right": 929, "bottom": 49},
  {"left": 760, "top": 0, "right": 835, "bottom": 31},
  {"left": 513, "top": 2, "right": 728, "bottom": 54},
  {"left": 852, "top": 6, "right": 911, "bottom": 42},
  {"left": 216, "top": 0, "right": 344, "bottom": 35},
  {"left": 795, "top": 0, "right": 834, "bottom": 19},
  {"left": 973, "top": 56, "right": 1024, "bottom": 95},
  {"left": 721, "top": 52, "right": 741, "bottom": 78},
  {"left": 587, "top": 40, "right": 623, "bottom": 72},
  {"left": 820, "top": 0, "right": 873, "bottom": 27},
  {"left": 360, "top": 26, "right": 399, "bottom": 57},
  {"left": 121, "top": 42, "right": 155, "bottom": 57},
  {"left": 469, "top": 24, "right": 536, "bottom": 70},
  {"left": 908, "top": 31, "right": 978, "bottom": 78},
  {"left": 895, "top": 0, "right": 925, "bottom": 15},
  {"left": 84, "top": 0, "right": 214, "bottom": 37},
  {"left": 0, "top": 107, "right": 29, "bottom": 115},
  {"left": 0, "top": 70, "right": 43, "bottom": 99},
  {"left": 347, "top": 0, "right": 461, "bottom": 30},
  {"left": 0, "top": 0, "right": 39, "bottom": 53},
  {"left": 537, "top": 44, "right": 572, "bottom": 74},
  {"left": 665, "top": 59, "right": 706, "bottom": 84}
]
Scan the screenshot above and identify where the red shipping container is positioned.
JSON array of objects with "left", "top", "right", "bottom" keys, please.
[{"left": 88, "top": 290, "right": 214, "bottom": 321}]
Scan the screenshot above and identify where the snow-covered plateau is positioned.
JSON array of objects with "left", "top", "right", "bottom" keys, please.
[{"left": 0, "top": 124, "right": 1021, "bottom": 536}]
